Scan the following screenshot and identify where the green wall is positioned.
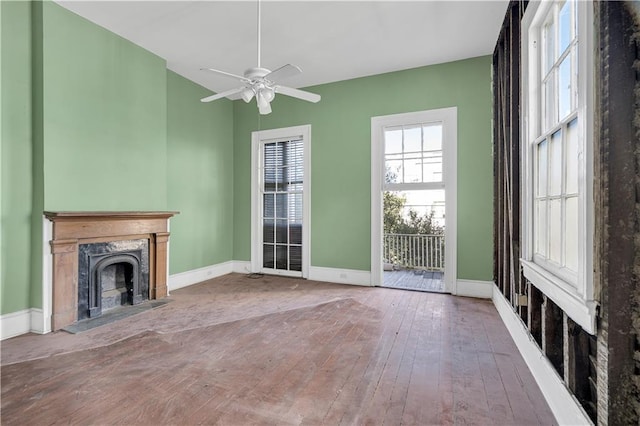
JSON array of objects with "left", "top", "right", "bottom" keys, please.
[
  {"left": 39, "top": 2, "right": 168, "bottom": 211},
  {"left": 167, "top": 71, "right": 234, "bottom": 273},
  {"left": 233, "top": 56, "right": 494, "bottom": 281},
  {"left": 1, "top": 1, "right": 33, "bottom": 313}
]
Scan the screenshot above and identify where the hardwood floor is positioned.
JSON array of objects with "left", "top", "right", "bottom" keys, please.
[{"left": 1, "top": 273, "right": 555, "bottom": 425}]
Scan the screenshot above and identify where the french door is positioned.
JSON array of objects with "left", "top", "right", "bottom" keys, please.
[{"left": 251, "top": 126, "right": 311, "bottom": 277}]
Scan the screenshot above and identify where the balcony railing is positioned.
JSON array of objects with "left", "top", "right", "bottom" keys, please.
[{"left": 383, "top": 233, "right": 445, "bottom": 271}]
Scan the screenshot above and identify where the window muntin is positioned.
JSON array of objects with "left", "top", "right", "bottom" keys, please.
[{"left": 384, "top": 123, "right": 443, "bottom": 185}]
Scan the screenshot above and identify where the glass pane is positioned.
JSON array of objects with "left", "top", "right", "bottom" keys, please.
[
  {"left": 264, "top": 168, "right": 277, "bottom": 192},
  {"left": 291, "top": 193, "right": 303, "bottom": 221},
  {"left": 535, "top": 200, "right": 548, "bottom": 256},
  {"left": 404, "top": 126, "right": 422, "bottom": 153},
  {"left": 277, "top": 167, "right": 288, "bottom": 192},
  {"left": 423, "top": 124, "right": 442, "bottom": 151},
  {"left": 404, "top": 156, "right": 422, "bottom": 183},
  {"left": 276, "top": 219, "right": 288, "bottom": 243},
  {"left": 537, "top": 139, "right": 548, "bottom": 197},
  {"left": 393, "top": 189, "right": 446, "bottom": 231},
  {"left": 558, "top": 1, "right": 571, "bottom": 54},
  {"left": 549, "top": 130, "right": 562, "bottom": 196},
  {"left": 276, "top": 193, "right": 288, "bottom": 218},
  {"left": 565, "top": 196, "right": 578, "bottom": 272},
  {"left": 263, "top": 219, "right": 275, "bottom": 243},
  {"left": 276, "top": 245, "right": 288, "bottom": 270},
  {"left": 565, "top": 118, "right": 579, "bottom": 194},
  {"left": 263, "top": 244, "right": 274, "bottom": 269},
  {"left": 385, "top": 160, "right": 403, "bottom": 184},
  {"left": 385, "top": 127, "right": 403, "bottom": 154},
  {"left": 549, "top": 199, "right": 562, "bottom": 263},
  {"left": 290, "top": 222, "right": 302, "bottom": 245},
  {"left": 423, "top": 156, "right": 443, "bottom": 183},
  {"left": 558, "top": 55, "right": 571, "bottom": 120},
  {"left": 289, "top": 246, "right": 302, "bottom": 271},
  {"left": 263, "top": 194, "right": 275, "bottom": 218},
  {"left": 543, "top": 19, "right": 555, "bottom": 73},
  {"left": 543, "top": 78, "right": 554, "bottom": 130}
]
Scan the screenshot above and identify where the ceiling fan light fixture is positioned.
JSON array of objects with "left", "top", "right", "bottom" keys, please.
[
  {"left": 261, "top": 85, "right": 275, "bottom": 103},
  {"left": 241, "top": 87, "right": 255, "bottom": 103},
  {"left": 256, "top": 90, "right": 272, "bottom": 115}
]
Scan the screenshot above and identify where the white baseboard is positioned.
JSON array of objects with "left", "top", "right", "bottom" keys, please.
[
  {"left": 30, "top": 308, "right": 48, "bottom": 334},
  {"left": 308, "top": 266, "right": 372, "bottom": 286},
  {"left": 232, "top": 260, "right": 251, "bottom": 274},
  {"left": 168, "top": 261, "right": 234, "bottom": 291},
  {"left": 492, "top": 285, "right": 592, "bottom": 426},
  {"left": 456, "top": 279, "right": 493, "bottom": 298},
  {"left": 1, "top": 309, "right": 32, "bottom": 340}
]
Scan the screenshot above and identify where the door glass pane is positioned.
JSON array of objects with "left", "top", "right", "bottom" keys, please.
[
  {"left": 290, "top": 246, "right": 302, "bottom": 271},
  {"left": 263, "top": 219, "right": 274, "bottom": 243},
  {"left": 404, "top": 126, "right": 422, "bottom": 153},
  {"left": 263, "top": 244, "right": 274, "bottom": 269},
  {"left": 276, "top": 219, "right": 288, "bottom": 243},
  {"left": 276, "top": 193, "right": 288, "bottom": 218},
  {"left": 385, "top": 127, "right": 403, "bottom": 154},
  {"left": 276, "top": 245, "right": 288, "bottom": 270},
  {"left": 264, "top": 194, "right": 275, "bottom": 218},
  {"left": 423, "top": 124, "right": 442, "bottom": 151},
  {"left": 549, "top": 130, "right": 562, "bottom": 196}
]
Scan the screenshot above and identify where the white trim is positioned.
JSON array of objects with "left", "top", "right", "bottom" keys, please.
[
  {"left": 492, "top": 285, "right": 592, "bottom": 426},
  {"left": 251, "top": 125, "right": 311, "bottom": 279},
  {"left": 308, "top": 266, "right": 372, "bottom": 287},
  {"left": 455, "top": 279, "right": 493, "bottom": 299},
  {"left": 371, "top": 108, "right": 457, "bottom": 292},
  {"left": 168, "top": 261, "right": 235, "bottom": 291},
  {"left": 522, "top": 260, "right": 597, "bottom": 333},
  {"left": 30, "top": 308, "right": 45, "bottom": 334},
  {"left": 41, "top": 216, "right": 53, "bottom": 334},
  {"left": 232, "top": 260, "right": 252, "bottom": 274},
  {"left": 1, "top": 309, "right": 32, "bottom": 340}
]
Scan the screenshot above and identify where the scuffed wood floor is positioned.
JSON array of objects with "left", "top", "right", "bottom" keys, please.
[{"left": 1, "top": 273, "right": 555, "bottom": 425}]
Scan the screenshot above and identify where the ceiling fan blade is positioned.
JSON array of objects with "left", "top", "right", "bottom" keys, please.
[
  {"left": 201, "top": 68, "right": 250, "bottom": 83},
  {"left": 200, "top": 87, "right": 244, "bottom": 103},
  {"left": 275, "top": 86, "right": 321, "bottom": 103},
  {"left": 264, "top": 64, "right": 302, "bottom": 83}
]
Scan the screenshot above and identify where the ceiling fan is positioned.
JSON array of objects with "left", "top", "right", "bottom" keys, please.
[{"left": 200, "top": 0, "right": 321, "bottom": 115}]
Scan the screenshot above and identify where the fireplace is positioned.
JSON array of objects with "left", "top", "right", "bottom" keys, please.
[
  {"left": 78, "top": 239, "right": 149, "bottom": 320},
  {"left": 44, "top": 211, "right": 178, "bottom": 330}
]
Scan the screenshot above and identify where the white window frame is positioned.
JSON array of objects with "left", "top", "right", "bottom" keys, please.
[
  {"left": 371, "top": 108, "right": 457, "bottom": 293},
  {"left": 251, "top": 125, "right": 311, "bottom": 278},
  {"left": 521, "top": 0, "right": 596, "bottom": 333}
]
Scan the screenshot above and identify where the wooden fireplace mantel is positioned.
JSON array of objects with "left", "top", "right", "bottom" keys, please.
[{"left": 45, "top": 211, "right": 178, "bottom": 330}]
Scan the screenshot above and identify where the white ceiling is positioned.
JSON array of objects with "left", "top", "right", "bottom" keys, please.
[{"left": 55, "top": 0, "right": 508, "bottom": 97}]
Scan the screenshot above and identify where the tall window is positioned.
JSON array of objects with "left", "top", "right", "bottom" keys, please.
[{"left": 522, "top": 0, "right": 595, "bottom": 333}]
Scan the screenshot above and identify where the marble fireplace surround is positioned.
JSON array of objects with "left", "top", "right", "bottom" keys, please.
[{"left": 44, "top": 211, "right": 178, "bottom": 331}]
